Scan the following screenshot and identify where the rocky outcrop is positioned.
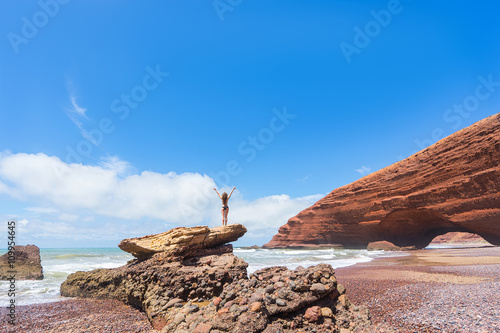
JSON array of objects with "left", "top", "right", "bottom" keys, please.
[
  {"left": 61, "top": 225, "right": 371, "bottom": 332},
  {"left": 157, "top": 264, "right": 370, "bottom": 333},
  {"left": 265, "top": 113, "right": 500, "bottom": 249},
  {"left": 0, "top": 245, "right": 43, "bottom": 280},
  {"left": 367, "top": 241, "right": 417, "bottom": 251},
  {"left": 119, "top": 224, "right": 247, "bottom": 259}
]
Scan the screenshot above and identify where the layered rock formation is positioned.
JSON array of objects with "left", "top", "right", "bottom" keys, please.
[
  {"left": 119, "top": 224, "right": 247, "bottom": 259},
  {"left": 0, "top": 245, "right": 43, "bottom": 280},
  {"left": 265, "top": 113, "right": 500, "bottom": 249},
  {"left": 61, "top": 224, "right": 371, "bottom": 332}
]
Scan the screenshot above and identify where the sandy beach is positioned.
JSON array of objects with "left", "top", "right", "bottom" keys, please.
[
  {"left": 2, "top": 246, "right": 499, "bottom": 332},
  {"left": 336, "top": 246, "right": 500, "bottom": 333}
]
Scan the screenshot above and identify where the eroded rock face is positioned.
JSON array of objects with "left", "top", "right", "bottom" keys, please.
[
  {"left": 119, "top": 224, "right": 247, "bottom": 259},
  {"left": 61, "top": 245, "right": 248, "bottom": 313},
  {"left": 264, "top": 113, "right": 500, "bottom": 249},
  {"left": 0, "top": 245, "right": 43, "bottom": 280}
]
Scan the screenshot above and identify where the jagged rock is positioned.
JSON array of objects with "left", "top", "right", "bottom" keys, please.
[
  {"left": 0, "top": 245, "right": 43, "bottom": 280},
  {"left": 119, "top": 224, "right": 247, "bottom": 259},
  {"left": 264, "top": 113, "right": 500, "bottom": 249},
  {"left": 60, "top": 245, "right": 247, "bottom": 310},
  {"left": 304, "top": 306, "right": 321, "bottom": 322}
]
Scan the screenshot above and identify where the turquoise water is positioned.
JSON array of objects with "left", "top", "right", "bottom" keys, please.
[{"left": 0, "top": 247, "right": 401, "bottom": 305}]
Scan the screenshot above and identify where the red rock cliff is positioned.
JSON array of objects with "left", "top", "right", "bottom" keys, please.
[{"left": 264, "top": 113, "right": 500, "bottom": 249}]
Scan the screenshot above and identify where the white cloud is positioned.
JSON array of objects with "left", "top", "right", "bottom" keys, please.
[
  {"left": 0, "top": 152, "right": 217, "bottom": 223},
  {"left": 58, "top": 213, "right": 80, "bottom": 222},
  {"left": 228, "top": 193, "right": 323, "bottom": 239},
  {"left": 99, "top": 155, "right": 133, "bottom": 176},
  {"left": 0, "top": 152, "right": 324, "bottom": 245},
  {"left": 18, "top": 218, "right": 29, "bottom": 226},
  {"left": 25, "top": 207, "right": 60, "bottom": 215},
  {"left": 355, "top": 165, "right": 371, "bottom": 175}
]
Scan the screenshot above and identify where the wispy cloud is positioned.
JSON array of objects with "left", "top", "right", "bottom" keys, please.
[
  {"left": 296, "top": 173, "right": 312, "bottom": 183},
  {"left": 355, "top": 165, "right": 371, "bottom": 175},
  {"left": 25, "top": 206, "right": 60, "bottom": 215},
  {"left": 69, "top": 94, "right": 87, "bottom": 117},
  {"left": 64, "top": 80, "right": 88, "bottom": 130}
]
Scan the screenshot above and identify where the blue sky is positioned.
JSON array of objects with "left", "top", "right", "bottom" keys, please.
[{"left": 0, "top": 0, "right": 499, "bottom": 248}]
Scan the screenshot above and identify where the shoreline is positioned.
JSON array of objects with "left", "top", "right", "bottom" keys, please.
[
  {"left": 336, "top": 246, "right": 500, "bottom": 332},
  {"left": 2, "top": 246, "right": 499, "bottom": 332}
]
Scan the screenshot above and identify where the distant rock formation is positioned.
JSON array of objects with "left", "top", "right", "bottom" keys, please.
[
  {"left": 265, "top": 113, "right": 500, "bottom": 249},
  {"left": 367, "top": 241, "right": 417, "bottom": 251},
  {"left": 0, "top": 245, "right": 43, "bottom": 280},
  {"left": 119, "top": 224, "right": 247, "bottom": 259},
  {"left": 430, "top": 232, "right": 488, "bottom": 244},
  {"left": 61, "top": 224, "right": 371, "bottom": 332}
]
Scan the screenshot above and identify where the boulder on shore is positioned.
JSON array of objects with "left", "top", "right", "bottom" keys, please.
[
  {"left": 367, "top": 241, "right": 417, "bottom": 251},
  {"left": 0, "top": 244, "right": 43, "bottom": 280},
  {"left": 119, "top": 224, "right": 247, "bottom": 259},
  {"left": 265, "top": 113, "right": 500, "bottom": 249},
  {"left": 61, "top": 224, "right": 371, "bottom": 332}
]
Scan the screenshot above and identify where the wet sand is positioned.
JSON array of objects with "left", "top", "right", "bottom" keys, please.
[{"left": 336, "top": 246, "right": 500, "bottom": 333}]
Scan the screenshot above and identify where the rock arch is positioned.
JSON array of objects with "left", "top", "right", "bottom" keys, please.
[{"left": 378, "top": 208, "right": 470, "bottom": 249}]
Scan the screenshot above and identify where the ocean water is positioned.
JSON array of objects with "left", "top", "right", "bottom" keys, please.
[
  {"left": 0, "top": 248, "right": 133, "bottom": 306},
  {"left": 0, "top": 247, "right": 403, "bottom": 306}
]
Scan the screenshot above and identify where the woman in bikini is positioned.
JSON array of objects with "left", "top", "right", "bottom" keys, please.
[{"left": 213, "top": 187, "right": 236, "bottom": 226}]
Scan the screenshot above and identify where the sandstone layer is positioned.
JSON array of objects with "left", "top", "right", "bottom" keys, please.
[
  {"left": 265, "top": 113, "right": 500, "bottom": 249},
  {"left": 61, "top": 225, "right": 371, "bottom": 332},
  {"left": 119, "top": 224, "right": 247, "bottom": 259},
  {"left": 0, "top": 245, "right": 43, "bottom": 280}
]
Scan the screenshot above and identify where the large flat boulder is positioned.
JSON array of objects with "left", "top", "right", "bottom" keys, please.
[
  {"left": 265, "top": 113, "right": 500, "bottom": 249},
  {"left": 119, "top": 224, "right": 247, "bottom": 259},
  {"left": 0, "top": 245, "right": 43, "bottom": 280}
]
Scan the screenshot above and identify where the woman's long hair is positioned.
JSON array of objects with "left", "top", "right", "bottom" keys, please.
[{"left": 221, "top": 192, "right": 228, "bottom": 202}]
